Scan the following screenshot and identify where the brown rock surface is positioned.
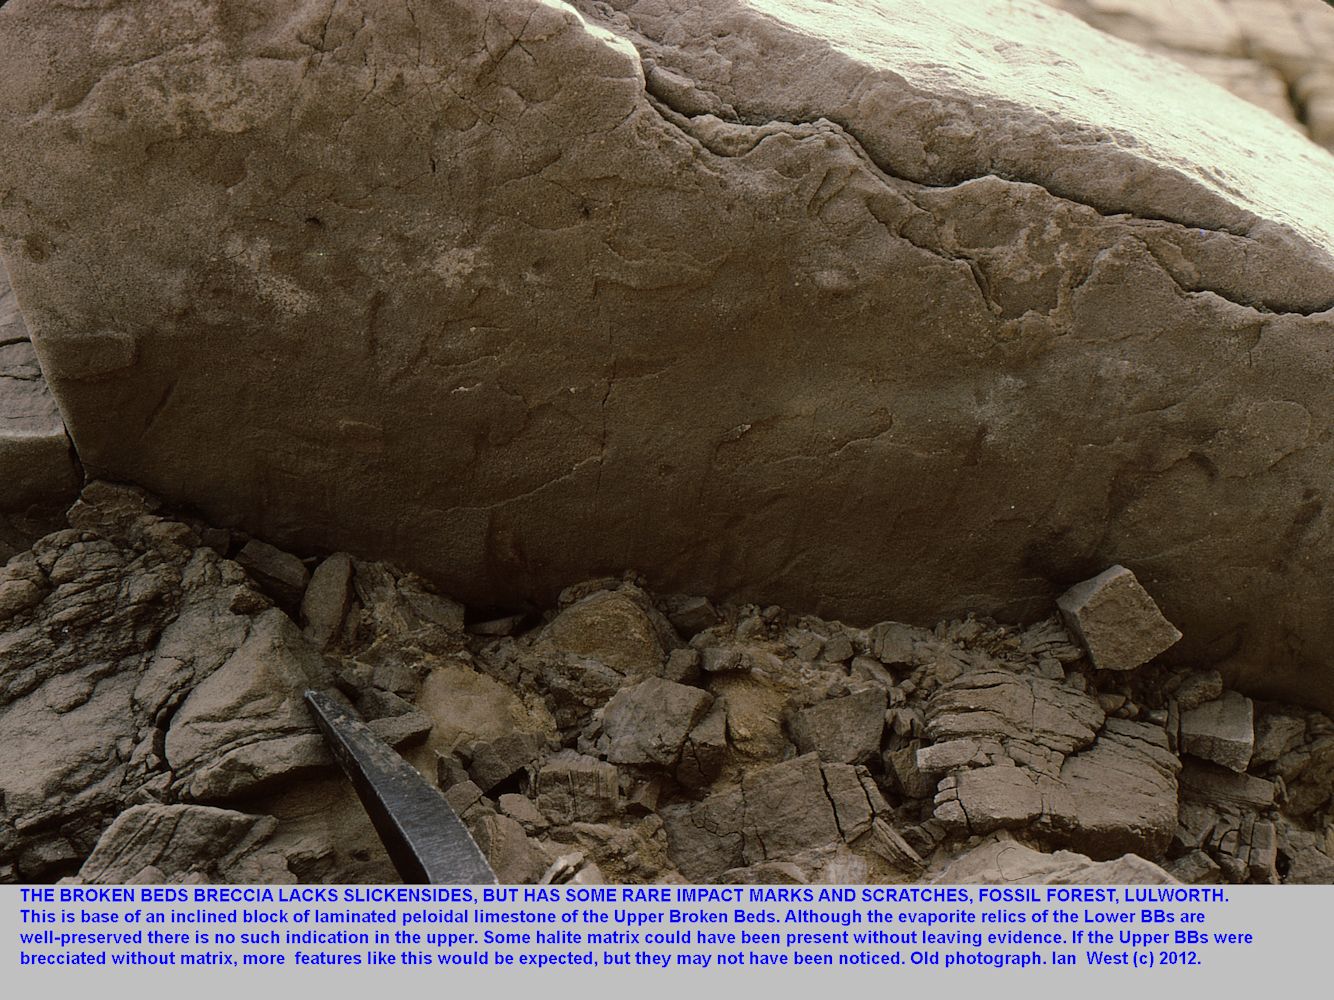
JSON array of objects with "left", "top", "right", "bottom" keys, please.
[{"left": 1, "top": 0, "right": 1334, "bottom": 716}]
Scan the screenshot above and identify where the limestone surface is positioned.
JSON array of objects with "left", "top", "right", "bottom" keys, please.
[{"left": 2, "top": 0, "right": 1333, "bottom": 706}]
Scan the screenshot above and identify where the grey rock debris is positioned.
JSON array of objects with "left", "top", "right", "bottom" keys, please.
[{"left": 0, "top": 491, "right": 1332, "bottom": 885}]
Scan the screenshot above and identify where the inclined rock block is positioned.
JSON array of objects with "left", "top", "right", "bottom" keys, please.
[
  {"left": 2, "top": 0, "right": 1334, "bottom": 706},
  {"left": 164, "top": 609, "right": 333, "bottom": 801},
  {"left": 1057, "top": 566, "right": 1182, "bottom": 671},
  {"left": 1179, "top": 690, "right": 1255, "bottom": 772}
]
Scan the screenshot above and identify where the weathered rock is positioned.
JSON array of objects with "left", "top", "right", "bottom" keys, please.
[
  {"left": 414, "top": 661, "right": 557, "bottom": 759},
  {"left": 0, "top": 487, "right": 277, "bottom": 877},
  {"left": 466, "top": 731, "right": 546, "bottom": 793},
  {"left": 366, "top": 710, "right": 433, "bottom": 748},
  {"left": 541, "top": 588, "right": 674, "bottom": 677},
  {"left": 73, "top": 804, "right": 294, "bottom": 884},
  {"left": 4, "top": 0, "right": 1334, "bottom": 708},
  {"left": 235, "top": 540, "right": 310, "bottom": 610},
  {"left": 661, "top": 753, "right": 841, "bottom": 881},
  {"left": 1179, "top": 690, "right": 1254, "bottom": 771},
  {"left": 916, "top": 738, "right": 983, "bottom": 774},
  {"left": 926, "top": 669, "right": 1105, "bottom": 754},
  {"left": 1180, "top": 759, "right": 1276, "bottom": 809},
  {"left": 934, "top": 765, "right": 1045, "bottom": 834},
  {"left": 536, "top": 752, "right": 620, "bottom": 825},
  {"left": 1170, "top": 669, "right": 1225, "bottom": 711},
  {"left": 790, "top": 688, "right": 887, "bottom": 764},
  {"left": 935, "top": 834, "right": 1176, "bottom": 884},
  {"left": 1057, "top": 566, "right": 1182, "bottom": 671},
  {"left": 1046, "top": 719, "right": 1181, "bottom": 858},
  {"left": 301, "top": 552, "right": 354, "bottom": 649},
  {"left": 470, "top": 813, "right": 548, "bottom": 884},
  {"left": 164, "top": 609, "right": 333, "bottom": 801},
  {"left": 352, "top": 562, "right": 466, "bottom": 647},
  {"left": 1251, "top": 708, "right": 1306, "bottom": 766},
  {"left": 601, "top": 677, "right": 713, "bottom": 766},
  {"left": 676, "top": 697, "right": 728, "bottom": 788},
  {"left": 821, "top": 763, "right": 878, "bottom": 842},
  {"left": 1167, "top": 850, "right": 1222, "bottom": 885}
]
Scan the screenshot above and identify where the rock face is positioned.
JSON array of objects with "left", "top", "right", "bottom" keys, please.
[{"left": 1, "top": 0, "right": 1333, "bottom": 706}]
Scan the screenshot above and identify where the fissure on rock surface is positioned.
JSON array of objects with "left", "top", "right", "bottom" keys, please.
[
  {"left": 1, "top": 0, "right": 1334, "bottom": 712},
  {"left": 2, "top": 482, "right": 1333, "bottom": 886}
]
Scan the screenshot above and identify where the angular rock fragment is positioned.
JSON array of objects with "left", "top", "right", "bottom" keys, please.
[
  {"left": 301, "top": 552, "right": 354, "bottom": 649},
  {"left": 661, "top": 753, "right": 841, "bottom": 881},
  {"left": 164, "top": 610, "right": 332, "bottom": 801},
  {"left": 934, "top": 765, "right": 1044, "bottom": 834},
  {"left": 536, "top": 752, "right": 619, "bottom": 825},
  {"left": 466, "top": 731, "right": 547, "bottom": 794},
  {"left": 73, "top": 804, "right": 294, "bottom": 884},
  {"left": 471, "top": 814, "right": 548, "bottom": 884},
  {"left": 916, "top": 738, "right": 983, "bottom": 774},
  {"left": 790, "top": 688, "right": 887, "bottom": 764},
  {"left": 1057, "top": 566, "right": 1182, "bottom": 671},
  {"left": 1179, "top": 760, "right": 1275, "bottom": 810},
  {"left": 235, "top": 540, "right": 310, "bottom": 610},
  {"left": 867, "top": 819, "right": 926, "bottom": 876},
  {"left": 1251, "top": 709, "right": 1306, "bottom": 766},
  {"left": 1179, "top": 690, "right": 1254, "bottom": 772},
  {"left": 602, "top": 677, "right": 713, "bottom": 767},
  {"left": 676, "top": 697, "right": 728, "bottom": 789},
  {"left": 822, "top": 764, "right": 877, "bottom": 842}
]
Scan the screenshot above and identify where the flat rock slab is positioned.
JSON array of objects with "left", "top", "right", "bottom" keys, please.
[{"left": 2, "top": 1, "right": 1334, "bottom": 706}]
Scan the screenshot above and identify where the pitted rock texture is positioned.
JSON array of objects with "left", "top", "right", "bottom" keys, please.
[
  {"left": 1, "top": 0, "right": 1334, "bottom": 709},
  {"left": 3, "top": 488, "right": 1333, "bottom": 885}
]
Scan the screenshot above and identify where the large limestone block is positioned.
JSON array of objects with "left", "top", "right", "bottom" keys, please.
[{"left": 2, "top": 1, "right": 1334, "bottom": 706}]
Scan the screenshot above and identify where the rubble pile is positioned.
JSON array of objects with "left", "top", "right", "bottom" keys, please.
[{"left": 2, "top": 483, "right": 1331, "bottom": 886}]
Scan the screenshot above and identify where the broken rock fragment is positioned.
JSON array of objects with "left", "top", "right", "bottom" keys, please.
[
  {"left": 1179, "top": 690, "right": 1255, "bottom": 772},
  {"left": 1057, "top": 566, "right": 1182, "bottom": 671},
  {"left": 790, "top": 688, "right": 887, "bottom": 764},
  {"left": 73, "top": 804, "right": 294, "bottom": 884},
  {"left": 601, "top": 677, "right": 714, "bottom": 767},
  {"left": 235, "top": 540, "right": 310, "bottom": 611}
]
